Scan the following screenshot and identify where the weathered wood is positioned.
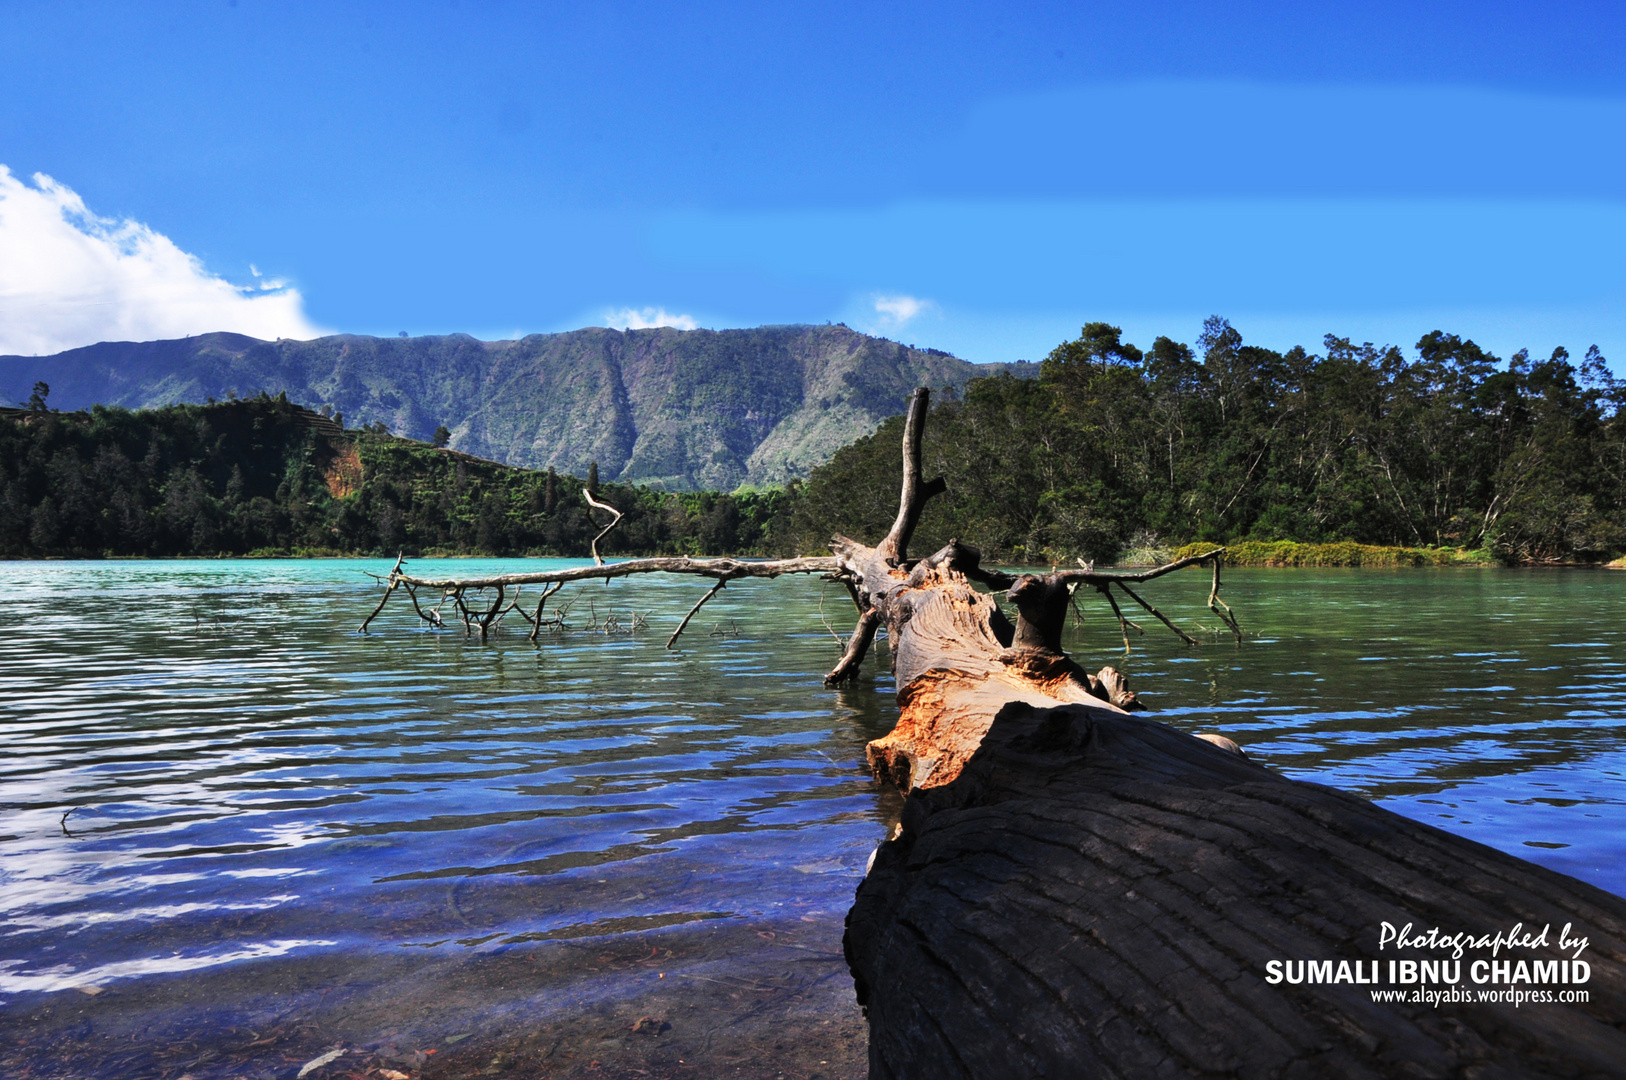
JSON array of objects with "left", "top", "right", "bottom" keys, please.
[
  {"left": 667, "top": 577, "right": 727, "bottom": 649},
  {"left": 820, "top": 387, "right": 1626, "bottom": 1076},
  {"left": 819, "top": 389, "right": 1172, "bottom": 787},
  {"left": 351, "top": 386, "right": 1626, "bottom": 1074},
  {"left": 389, "top": 553, "right": 839, "bottom": 592},
  {"left": 582, "top": 486, "right": 624, "bottom": 566},
  {"left": 845, "top": 701, "right": 1626, "bottom": 1078}
]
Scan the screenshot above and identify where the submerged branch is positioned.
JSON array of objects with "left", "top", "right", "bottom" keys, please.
[
  {"left": 667, "top": 579, "right": 727, "bottom": 649},
  {"left": 389, "top": 554, "right": 839, "bottom": 591},
  {"left": 1114, "top": 579, "right": 1200, "bottom": 647}
]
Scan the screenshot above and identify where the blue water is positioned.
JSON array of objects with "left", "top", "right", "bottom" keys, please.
[{"left": 0, "top": 560, "right": 1622, "bottom": 1076}]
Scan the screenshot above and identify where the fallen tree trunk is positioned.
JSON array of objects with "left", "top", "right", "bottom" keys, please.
[
  {"left": 844, "top": 702, "right": 1626, "bottom": 1078},
  {"left": 830, "top": 392, "right": 1626, "bottom": 1075},
  {"left": 355, "top": 387, "right": 1626, "bottom": 1074},
  {"left": 819, "top": 388, "right": 1233, "bottom": 791}
]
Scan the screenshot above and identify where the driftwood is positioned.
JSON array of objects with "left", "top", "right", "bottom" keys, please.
[
  {"left": 359, "top": 552, "right": 841, "bottom": 643},
  {"left": 827, "top": 406, "right": 1626, "bottom": 1076},
  {"left": 819, "top": 389, "right": 1234, "bottom": 791},
  {"left": 358, "top": 395, "right": 1229, "bottom": 661},
  {"left": 846, "top": 701, "right": 1626, "bottom": 1078},
  {"left": 349, "top": 387, "right": 1626, "bottom": 1075}
]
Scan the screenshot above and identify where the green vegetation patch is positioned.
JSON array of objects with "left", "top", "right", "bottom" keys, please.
[
  {"left": 0, "top": 396, "right": 795, "bottom": 559},
  {"left": 1174, "top": 541, "right": 1496, "bottom": 568}
]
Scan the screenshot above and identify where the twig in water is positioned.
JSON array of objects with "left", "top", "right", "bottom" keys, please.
[
  {"left": 668, "top": 579, "right": 726, "bottom": 649},
  {"left": 1208, "top": 557, "right": 1244, "bottom": 642},
  {"left": 358, "top": 554, "right": 405, "bottom": 633},
  {"left": 1114, "top": 580, "right": 1199, "bottom": 647},
  {"left": 817, "top": 580, "right": 845, "bottom": 644},
  {"left": 1095, "top": 584, "right": 1145, "bottom": 654}
]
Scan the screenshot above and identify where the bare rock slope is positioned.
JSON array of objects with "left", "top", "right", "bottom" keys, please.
[{"left": 0, "top": 325, "right": 1018, "bottom": 490}]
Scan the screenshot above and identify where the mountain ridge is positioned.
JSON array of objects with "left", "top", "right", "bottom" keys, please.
[{"left": 0, "top": 325, "right": 1023, "bottom": 490}]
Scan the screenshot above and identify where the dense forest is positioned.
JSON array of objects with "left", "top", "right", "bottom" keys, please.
[
  {"left": 791, "top": 318, "right": 1626, "bottom": 565},
  {"left": 4, "top": 318, "right": 1623, "bottom": 564},
  {"left": 0, "top": 392, "right": 793, "bottom": 559}
]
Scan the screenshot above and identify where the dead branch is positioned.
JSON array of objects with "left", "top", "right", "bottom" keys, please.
[
  {"left": 515, "top": 581, "right": 564, "bottom": 642},
  {"left": 354, "top": 393, "right": 1231, "bottom": 668},
  {"left": 1051, "top": 546, "right": 1226, "bottom": 587},
  {"left": 358, "top": 580, "right": 397, "bottom": 633},
  {"left": 387, "top": 554, "right": 839, "bottom": 591},
  {"left": 1093, "top": 583, "right": 1144, "bottom": 653},
  {"left": 1113, "top": 579, "right": 1200, "bottom": 646},
  {"left": 583, "top": 487, "right": 624, "bottom": 566},
  {"left": 403, "top": 583, "right": 445, "bottom": 629},
  {"left": 876, "top": 387, "right": 946, "bottom": 567},
  {"left": 668, "top": 579, "right": 727, "bottom": 649},
  {"left": 357, "top": 553, "right": 405, "bottom": 633},
  {"left": 826, "top": 608, "right": 882, "bottom": 684},
  {"left": 1208, "top": 556, "right": 1244, "bottom": 641},
  {"left": 816, "top": 580, "right": 846, "bottom": 644}
]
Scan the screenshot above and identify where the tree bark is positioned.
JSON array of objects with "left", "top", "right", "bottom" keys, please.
[
  {"left": 827, "top": 388, "right": 1626, "bottom": 1077},
  {"left": 844, "top": 701, "right": 1626, "bottom": 1078}
]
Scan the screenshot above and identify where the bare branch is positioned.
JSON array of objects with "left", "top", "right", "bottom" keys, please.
[
  {"left": 357, "top": 553, "right": 406, "bottom": 632},
  {"left": 392, "top": 555, "right": 838, "bottom": 591},
  {"left": 1094, "top": 584, "right": 1144, "bottom": 654},
  {"left": 817, "top": 581, "right": 846, "bottom": 643},
  {"left": 1050, "top": 547, "right": 1226, "bottom": 587},
  {"left": 523, "top": 582, "right": 565, "bottom": 643},
  {"left": 667, "top": 579, "right": 727, "bottom": 649},
  {"left": 876, "top": 388, "right": 944, "bottom": 566},
  {"left": 1115, "top": 580, "right": 1200, "bottom": 647},
  {"left": 1208, "top": 558, "right": 1244, "bottom": 642},
  {"left": 583, "top": 488, "right": 624, "bottom": 567},
  {"left": 825, "top": 608, "right": 881, "bottom": 684},
  {"left": 358, "top": 580, "right": 397, "bottom": 633}
]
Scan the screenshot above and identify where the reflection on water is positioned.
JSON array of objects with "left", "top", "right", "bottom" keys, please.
[
  {"left": 0, "top": 560, "right": 1623, "bottom": 1075},
  {"left": 0, "top": 560, "right": 900, "bottom": 996}
]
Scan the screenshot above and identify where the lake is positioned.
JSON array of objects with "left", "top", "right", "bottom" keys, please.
[{"left": 1, "top": 560, "right": 1623, "bottom": 1079}]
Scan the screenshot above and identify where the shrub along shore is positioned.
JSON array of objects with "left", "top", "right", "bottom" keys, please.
[{"left": 1169, "top": 541, "right": 1498, "bottom": 568}]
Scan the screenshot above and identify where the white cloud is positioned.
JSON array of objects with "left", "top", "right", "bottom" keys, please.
[
  {"left": 0, "top": 166, "right": 324, "bottom": 355},
  {"left": 872, "top": 294, "right": 932, "bottom": 326},
  {"left": 603, "top": 306, "right": 699, "bottom": 331}
]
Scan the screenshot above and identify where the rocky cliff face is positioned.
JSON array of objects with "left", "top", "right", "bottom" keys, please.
[{"left": 1, "top": 325, "right": 1022, "bottom": 490}]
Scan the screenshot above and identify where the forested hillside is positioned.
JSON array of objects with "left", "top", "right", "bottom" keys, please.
[
  {"left": 0, "top": 325, "right": 1012, "bottom": 491},
  {"left": 0, "top": 396, "right": 792, "bottom": 559},
  {"left": 791, "top": 319, "right": 1626, "bottom": 565},
  {"left": 7, "top": 319, "right": 1622, "bottom": 565}
]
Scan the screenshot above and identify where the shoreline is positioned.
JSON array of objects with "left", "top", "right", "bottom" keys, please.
[{"left": 4, "top": 544, "right": 1622, "bottom": 568}]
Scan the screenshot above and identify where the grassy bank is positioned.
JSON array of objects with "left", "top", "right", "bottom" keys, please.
[{"left": 1169, "top": 540, "right": 1498, "bottom": 568}]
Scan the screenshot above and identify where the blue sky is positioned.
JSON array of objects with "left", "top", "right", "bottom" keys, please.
[{"left": 2, "top": 1, "right": 1624, "bottom": 366}]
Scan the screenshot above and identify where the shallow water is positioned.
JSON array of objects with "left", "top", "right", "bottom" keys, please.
[{"left": 0, "top": 560, "right": 1622, "bottom": 1077}]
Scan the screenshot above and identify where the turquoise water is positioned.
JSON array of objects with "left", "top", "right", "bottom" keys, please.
[{"left": 0, "top": 560, "right": 1622, "bottom": 1076}]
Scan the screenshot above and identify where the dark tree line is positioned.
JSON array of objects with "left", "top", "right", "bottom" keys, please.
[
  {"left": 791, "top": 319, "right": 1625, "bottom": 564},
  {"left": 6, "top": 319, "right": 1622, "bottom": 564},
  {"left": 0, "top": 396, "right": 795, "bottom": 559}
]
